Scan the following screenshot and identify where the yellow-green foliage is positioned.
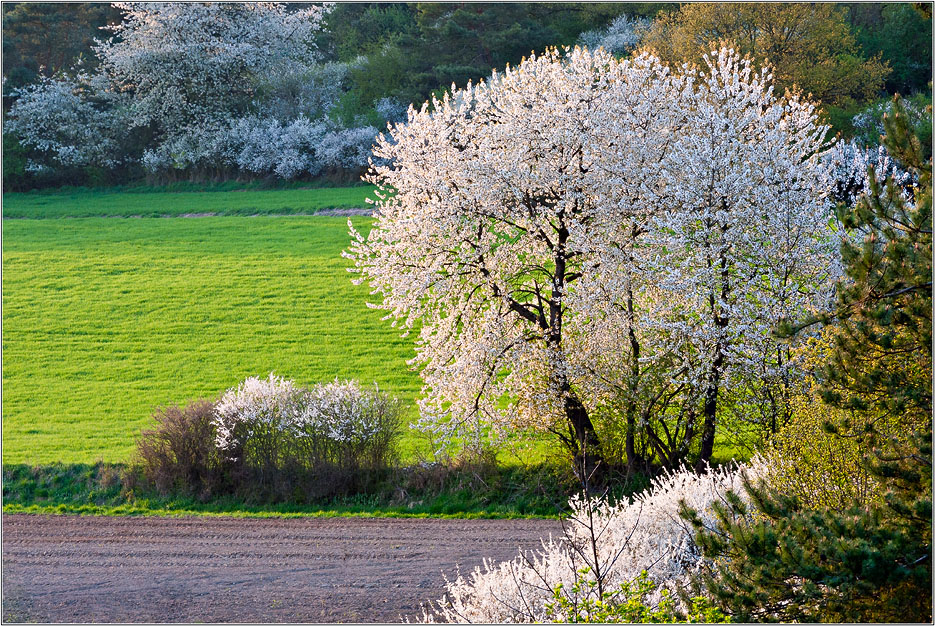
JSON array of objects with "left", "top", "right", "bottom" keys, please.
[
  {"left": 642, "top": 3, "right": 890, "bottom": 108},
  {"left": 763, "top": 329, "right": 923, "bottom": 510}
]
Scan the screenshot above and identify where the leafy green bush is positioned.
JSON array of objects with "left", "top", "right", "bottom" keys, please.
[
  {"left": 2, "top": 132, "right": 31, "bottom": 191},
  {"left": 545, "top": 569, "right": 728, "bottom": 624}
]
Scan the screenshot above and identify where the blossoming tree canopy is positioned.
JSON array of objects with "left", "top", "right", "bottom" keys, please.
[
  {"left": 94, "top": 2, "right": 328, "bottom": 130},
  {"left": 347, "top": 46, "right": 838, "bottom": 470},
  {"left": 635, "top": 48, "right": 838, "bottom": 468},
  {"left": 350, "top": 47, "right": 628, "bottom": 471}
]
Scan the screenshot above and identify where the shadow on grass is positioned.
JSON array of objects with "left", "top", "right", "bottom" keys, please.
[{"left": 2, "top": 461, "right": 654, "bottom": 520}]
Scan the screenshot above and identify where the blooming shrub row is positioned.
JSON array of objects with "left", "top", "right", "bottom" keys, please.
[
  {"left": 136, "top": 374, "right": 401, "bottom": 501},
  {"left": 419, "top": 461, "right": 764, "bottom": 623}
]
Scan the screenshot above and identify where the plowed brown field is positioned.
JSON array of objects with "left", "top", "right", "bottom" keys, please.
[{"left": 1, "top": 513, "right": 560, "bottom": 623}]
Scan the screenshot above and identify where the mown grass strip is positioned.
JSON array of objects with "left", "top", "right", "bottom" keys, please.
[
  {"left": 1, "top": 504, "right": 558, "bottom": 520},
  {"left": 2, "top": 185, "right": 375, "bottom": 219}
]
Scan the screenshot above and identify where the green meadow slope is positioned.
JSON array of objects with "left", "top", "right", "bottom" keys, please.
[{"left": 2, "top": 211, "right": 425, "bottom": 464}]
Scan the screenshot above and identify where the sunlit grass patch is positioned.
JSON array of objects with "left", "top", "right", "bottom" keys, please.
[
  {"left": 2, "top": 214, "right": 424, "bottom": 464},
  {"left": 2, "top": 184, "right": 375, "bottom": 219}
]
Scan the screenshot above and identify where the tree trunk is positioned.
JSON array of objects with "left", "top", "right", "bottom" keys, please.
[
  {"left": 697, "top": 243, "right": 729, "bottom": 472},
  {"left": 564, "top": 389, "right": 604, "bottom": 485},
  {"left": 625, "top": 285, "right": 645, "bottom": 473},
  {"left": 696, "top": 349, "right": 721, "bottom": 471}
]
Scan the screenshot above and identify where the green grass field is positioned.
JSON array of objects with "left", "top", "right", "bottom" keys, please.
[
  {"left": 2, "top": 185, "right": 739, "bottom": 478},
  {"left": 2, "top": 184, "right": 374, "bottom": 218},
  {"left": 2, "top": 207, "right": 427, "bottom": 464}
]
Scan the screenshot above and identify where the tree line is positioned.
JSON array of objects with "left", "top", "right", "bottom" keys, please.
[{"left": 2, "top": 2, "right": 931, "bottom": 190}]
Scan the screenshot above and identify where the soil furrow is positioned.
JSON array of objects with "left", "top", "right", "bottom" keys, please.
[{"left": 1, "top": 514, "right": 559, "bottom": 623}]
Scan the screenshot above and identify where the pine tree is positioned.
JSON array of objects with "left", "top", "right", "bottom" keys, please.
[
  {"left": 682, "top": 95, "right": 932, "bottom": 622},
  {"left": 820, "top": 95, "right": 932, "bottom": 424}
]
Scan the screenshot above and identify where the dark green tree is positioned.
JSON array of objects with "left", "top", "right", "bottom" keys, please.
[
  {"left": 818, "top": 95, "right": 932, "bottom": 428},
  {"left": 846, "top": 3, "right": 933, "bottom": 95},
  {"left": 321, "top": 3, "right": 674, "bottom": 113},
  {"left": 2, "top": 3, "right": 116, "bottom": 90},
  {"left": 682, "top": 96, "right": 932, "bottom": 623}
]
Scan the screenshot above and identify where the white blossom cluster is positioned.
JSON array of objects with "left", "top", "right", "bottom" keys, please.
[
  {"left": 419, "top": 461, "right": 765, "bottom": 623},
  {"left": 5, "top": 74, "right": 128, "bottom": 171},
  {"left": 213, "top": 373, "right": 397, "bottom": 454},
  {"left": 577, "top": 13, "right": 651, "bottom": 56},
  {"left": 822, "top": 139, "right": 914, "bottom": 206},
  {"left": 6, "top": 3, "right": 381, "bottom": 178},
  {"left": 349, "top": 46, "right": 841, "bottom": 458},
  {"left": 95, "top": 2, "right": 326, "bottom": 130},
  {"left": 138, "top": 117, "right": 380, "bottom": 178}
]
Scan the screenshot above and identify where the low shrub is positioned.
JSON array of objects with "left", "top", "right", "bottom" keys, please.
[
  {"left": 760, "top": 332, "right": 927, "bottom": 511},
  {"left": 214, "top": 374, "right": 402, "bottom": 500},
  {"left": 544, "top": 569, "right": 727, "bottom": 624},
  {"left": 136, "top": 399, "right": 222, "bottom": 499}
]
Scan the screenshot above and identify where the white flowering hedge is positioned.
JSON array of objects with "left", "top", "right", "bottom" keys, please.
[
  {"left": 419, "top": 461, "right": 765, "bottom": 623},
  {"left": 5, "top": 2, "right": 383, "bottom": 180},
  {"left": 214, "top": 374, "right": 401, "bottom": 488}
]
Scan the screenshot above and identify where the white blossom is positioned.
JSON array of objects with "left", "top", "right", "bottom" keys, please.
[
  {"left": 6, "top": 74, "right": 128, "bottom": 169},
  {"left": 822, "top": 138, "right": 914, "bottom": 205},
  {"left": 95, "top": 2, "right": 328, "bottom": 131},
  {"left": 213, "top": 373, "right": 398, "bottom": 454},
  {"left": 348, "top": 47, "right": 839, "bottom": 465},
  {"left": 419, "top": 461, "right": 766, "bottom": 623},
  {"left": 577, "top": 14, "right": 651, "bottom": 56}
]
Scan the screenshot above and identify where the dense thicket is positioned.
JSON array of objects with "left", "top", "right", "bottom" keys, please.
[{"left": 1, "top": 3, "right": 118, "bottom": 92}]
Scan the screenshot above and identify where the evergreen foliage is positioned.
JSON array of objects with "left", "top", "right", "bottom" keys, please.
[
  {"left": 818, "top": 96, "right": 933, "bottom": 424},
  {"left": 684, "top": 95, "right": 933, "bottom": 623},
  {"left": 1, "top": 3, "right": 116, "bottom": 91},
  {"left": 681, "top": 433, "right": 931, "bottom": 622},
  {"left": 846, "top": 2, "right": 933, "bottom": 95}
]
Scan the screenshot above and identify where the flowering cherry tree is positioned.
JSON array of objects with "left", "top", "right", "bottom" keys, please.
[
  {"left": 349, "top": 48, "right": 634, "bottom": 473},
  {"left": 634, "top": 49, "right": 838, "bottom": 467},
  {"left": 95, "top": 2, "right": 327, "bottom": 132},
  {"left": 349, "top": 46, "right": 838, "bottom": 470}
]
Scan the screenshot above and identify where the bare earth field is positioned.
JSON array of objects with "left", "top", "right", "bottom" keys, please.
[{"left": 1, "top": 514, "right": 560, "bottom": 623}]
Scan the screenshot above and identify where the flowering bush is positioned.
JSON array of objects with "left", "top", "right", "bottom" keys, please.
[
  {"left": 544, "top": 570, "right": 727, "bottom": 623},
  {"left": 577, "top": 14, "right": 651, "bottom": 56},
  {"left": 6, "top": 74, "right": 128, "bottom": 171},
  {"left": 214, "top": 374, "right": 401, "bottom": 498},
  {"left": 419, "top": 461, "right": 764, "bottom": 623},
  {"left": 5, "top": 3, "right": 383, "bottom": 182},
  {"left": 852, "top": 96, "right": 931, "bottom": 149}
]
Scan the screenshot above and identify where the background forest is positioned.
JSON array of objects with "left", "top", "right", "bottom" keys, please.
[{"left": 2, "top": 2, "right": 932, "bottom": 190}]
